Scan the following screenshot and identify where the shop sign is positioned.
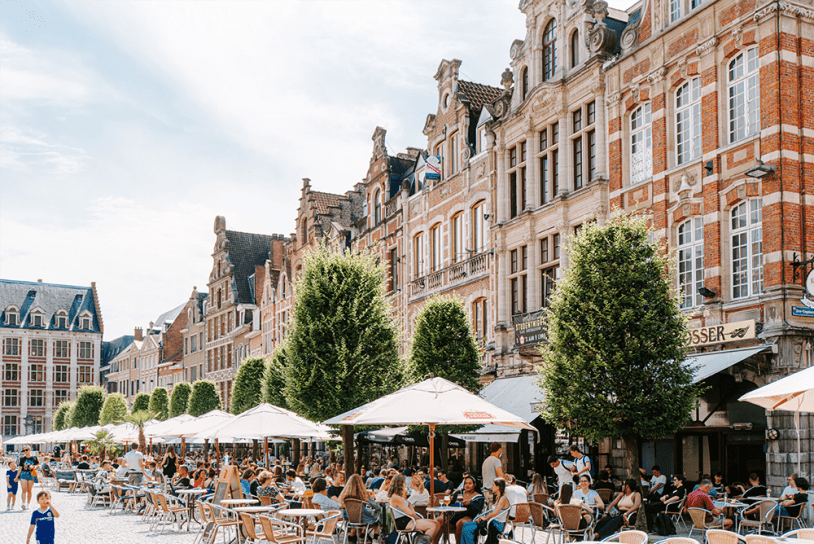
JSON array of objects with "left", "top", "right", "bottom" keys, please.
[
  {"left": 686, "top": 319, "right": 756, "bottom": 347},
  {"left": 425, "top": 155, "right": 442, "bottom": 181},
  {"left": 792, "top": 306, "right": 814, "bottom": 318},
  {"left": 513, "top": 310, "right": 547, "bottom": 348}
]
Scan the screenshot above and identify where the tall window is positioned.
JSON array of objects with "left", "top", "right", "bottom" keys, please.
[
  {"left": 30, "top": 339, "right": 44, "bottom": 357},
  {"left": 54, "top": 365, "right": 69, "bottom": 383},
  {"left": 430, "top": 224, "right": 441, "bottom": 272},
  {"left": 4, "top": 389, "right": 18, "bottom": 407},
  {"left": 449, "top": 132, "right": 459, "bottom": 175},
  {"left": 29, "top": 364, "right": 44, "bottom": 382},
  {"left": 509, "top": 141, "right": 527, "bottom": 218},
  {"left": 676, "top": 78, "right": 702, "bottom": 165},
  {"left": 4, "top": 363, "right": 18, "bottom": 381},
  {"left": 731, "top": 199, "right": 763, "bottom": 299},
  {"left": 4, "top": 337, "right": 19, "bottom": 356},
  {"left": 434, "top": 142, "right": 444, "bottom": 180},
  {"left": 728, "top": 48, "right": 760, "bottom": 143},
  {"left": 473, "top": 298, "right": 488, "bottom": 346},
  {"left": 29, "top": 389, "right": 43, "bottom": 407},
  {"left": 452, "top": 212, "right": 463, "bottom": 263},
  {"left": 540, "top": 234, "right": 560, "bottom": 308},
  {"left": 4, "top": 415, "right": 17, "bottom": 436},
  {"left": 543, "top": 19, "right": 557, "bottom": 81},
  {"left": 373, "top": 189, "right": 382, "bottom": 224},
  {"left": 520, "top": 67, "right": 529, "bottom": 100},
  {"left": 53, "top": 389, "right": 67, "bottom": 407},
  {"left": 389, "top": 247, "right": 399, "bottom": 292},
  {"left": 54, "top": 340, "right": 69, "bottom": 358},
  {"left": 678, "top": 218, "right": 705, "bottom": 309},
  {"left": 571, "top": 102, "right": 596, "bottom": 190},
  {"left": 79, "top": 341, "right": 93, "bottom": 359},
  {"left": 630, "top": 103, "right": 653, "bottom": 184},
  {"left": 573, "top": 137, "right": 583, "bottom": 189},
  {"left": 571, "top": 31, "right": 580, "bottom": 68},
  {"left": 413, "top": 233, "right": 424, "bottom": 279},
  {"left": 670, "top": 0, "right": 682, "bottom": 21},
  {"left": 509, "top": 245, "right": 528, "bottom": 315},
  {"left": 472, "top": 201, "right": 486, "bottom": 253}
]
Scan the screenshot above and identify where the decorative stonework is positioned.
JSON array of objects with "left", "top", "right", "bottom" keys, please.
[
  {"left": 510, "top": 39, "right": 525, "bottom": 61},
  {"left": 501, "top": 68, "right": 514, "bottom": 91},
  {"left": 695, "top": 37, "right": 718, "bottom": 56},
  {"left": 647, "top": 66, "right": 668, "bottom": 84},
  {"left": 531, "top": 89, "right": 556, "bottom": 112}
]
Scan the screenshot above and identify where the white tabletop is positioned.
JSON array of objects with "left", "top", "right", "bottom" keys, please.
[
  {"left": 278, "top": 508, "right": 324, "bottom": 517},
  {"left": 233, "top": 505, "right": 278, "bottom": 513},
  {"left": 427, "top": 506, "right": 467, "bottom": 512},
  {"left": 221, "top": 498, "right": 259, "bottom": 505},
  {"left": 177, "top": 489, "right": 207, "bottom": 494}
]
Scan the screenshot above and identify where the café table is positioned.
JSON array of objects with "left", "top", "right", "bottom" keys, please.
[
  {"left": 177, "top": 488, "right": 208, "bottom": 531},
  {"left": 277, "top": 508, "right": 325, "bottom": 534},
  {"left": 221, "top": 498, "right": 260, "bottom": 506},
  {"left": 427, "top": 505, "right": 467, "bottom": 544}
]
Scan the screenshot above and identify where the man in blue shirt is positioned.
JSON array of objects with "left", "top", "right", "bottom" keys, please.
[
  {"left": 27, "top": 491, "right": 59, "bottom": 544},
  {"left": 368, "top": 469, "right": 387, "bottom": 491}
]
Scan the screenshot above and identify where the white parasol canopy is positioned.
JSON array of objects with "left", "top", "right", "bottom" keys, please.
[
  {"left": 195, "top": 403, "right": 327, "bottom": 440},
  {"left": 739, "top": 364, "right": 814, "bottom": 473},
  {"left": 145, "top": 414, "right": 196, "bottom": 438},
  {"left": 162, "top": 409, "right": 234, "bottom": 439},
  {"left": 324, "top": 376, "right": 538, "bottom": 430}
]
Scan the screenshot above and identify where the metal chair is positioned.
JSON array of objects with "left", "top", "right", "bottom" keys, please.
[
  {"left": 239, "top": 512, "right": 265, "bottom": 544},
  {"left": 653, "top": 538, "right": 700, "bottom": 544},
  {"left": 512, "top": 503, "right": 534, "bottom": 541},
  {"left": 534, "top": 493, "right": 549, "bottom": 505},
  {"left": 738, "top": 501, "right": 776, "bottom": 535},
  {"left": 743, "top": 535, "right": 776, "bottom": 544},
  {"left": 153, "top": 493, "right": 188, "bottom": 533},
  {"left": 775, "top": 503, "right": 807, "bottom": 532},
  {"left": 205, "top": 502, "right": 241, "bottom": 544},
  {"left": 547, "top": 504, "right": 593, "bottom": 544},
  {"left": 666, "top": 496, "right": 687, "bottom": 532},
  {"left": 257, "top": 515, "right": 307, "bottom": 544}
]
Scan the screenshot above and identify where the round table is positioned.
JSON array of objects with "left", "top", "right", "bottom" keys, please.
[
  {"left": 427, "top": 506, "right": 467, "bottom": 544},
  {"left": 177, "top": 489, "right": 208, "bottom": 531},
  {"left": 234, "top": 505, "right": 279, "bottom": 513},
  {"left": 278, "top": 508, "right": 325, "bottom": 534},
  {"left": 221, "top": 498, "right": 259, "bottom": 506}
]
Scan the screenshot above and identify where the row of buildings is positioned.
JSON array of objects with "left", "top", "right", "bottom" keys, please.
[{"left": 4, "top": 0, "right": 814, "bottom": 487}]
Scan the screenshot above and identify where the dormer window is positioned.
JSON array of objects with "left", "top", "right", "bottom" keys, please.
[
  {"left": 55, "top": 311, "right": 68, "bottom": 329},
  {"left": 6, "top": 308, "right": 18, "bottom": 326},
  {"left": 80, "top": 317, "right": 91, "bottom": 329},
  {"left": 31, "top": 314, "right": 43, "bottom": 327}
]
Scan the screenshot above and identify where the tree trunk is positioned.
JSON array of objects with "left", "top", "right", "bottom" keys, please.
[
  {"left": 138, "top": 428, "right": 146, "bottom": 455},
  {"left": 293, "top": 438, "right": 301, "bottom": 468},
  {"left": 355, "top": 437, "right": 363, "bottom": 475},
  {"left": 252, "top": 439, "right": 259, "bottom": 462},
  {"left": 622, "top": 435, "right": 640, "bottom": 480},
  {"left": 342, "top": 425, "right": 354, "bottom": 476},
  {"left": 203, "top": 439, "right": 210, "bottom": 457},
  {"left": 440, "top": 434, "right": 449, "bottom": 470}
]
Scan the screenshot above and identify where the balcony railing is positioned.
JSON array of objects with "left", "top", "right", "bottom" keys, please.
[{"left": 408, "top": 251, "right": 491, "bottom": 299}]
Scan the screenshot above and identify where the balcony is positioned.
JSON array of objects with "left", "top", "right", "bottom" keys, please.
[{"left": 408, "top": 251, "right": 490, "bottom": 299}]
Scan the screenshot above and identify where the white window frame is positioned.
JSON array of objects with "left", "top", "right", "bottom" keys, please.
[
  {"left": 452, "top": 212, "right": 463, "bottom": 263},
  {"left": 676, "top": 78, "right": 702, "bottom": 165},
  {"left": 731, "top": 198, "right": 763, "bottom": 299},
  {"left": 630, "top": 103, "right": 652, "bottom": 184},
  {"left": 677, "top": 218, "right": 705, "bottom": 309},
  {"left": 472, "top": 202, "right": 486, "bottom": 253},
  {"left": 413, "top": 233, "right": 425, "bottom": 279},
  {"left": 728, "top": 48, "right": 760, "bottom": 144}
]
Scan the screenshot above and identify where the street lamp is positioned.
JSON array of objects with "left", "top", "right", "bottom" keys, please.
[{"left": 745, "top": 161, "right": 776, "bottom": 179}]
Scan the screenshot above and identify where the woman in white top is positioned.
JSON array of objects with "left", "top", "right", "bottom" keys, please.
[
  {"left": 460, "top": 478, "right": 510, "bottom": 544},
  {"left": 572, "top": 475, "right": 604, "bottom": 527},
  {"left": 389, "top": 475, "right": 442, "bottom": 544},
  {"left": 408, "top": 474, "right": 430, "bottom": 506}
]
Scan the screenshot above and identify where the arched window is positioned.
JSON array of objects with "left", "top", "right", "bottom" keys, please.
[
  {"left": 630, "top": 103, "right": 652, "bottom": 184},
  {"left": 521, "top": 67, "right": 529, "bottom": 99},
  {"left": 677, "top": 218, "right": 704, "bottom": 308},
  {"left": 413, "top": 232, "right": 425, "bottom": 279},
  {"left": 731, "top": 198, "right": 763, "bottom": 299},
  {"left": 543, "top": 19, "right": 557, "bottom": 81},
  {"left": 217, "top": 288, "right": 222, "bottom": 310},
  {"left": 675, "top": 78, "right": 702, "bottom": 164},
  {"left": 373, "top": 189, "right": 382, "bottom": 224},
  {"left": 571, "top": 30, "right": 580, "bottom": 68},
  {"left": 728, "top": 47, "right": 760, "bottom": 143}
]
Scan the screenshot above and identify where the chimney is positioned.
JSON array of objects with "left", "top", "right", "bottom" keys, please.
[
  {"left": 134, "top": 327, "right": 143, "bottom": 341},
  {"left": 37, "top": 279, "right": 42, "bottom": 283}
]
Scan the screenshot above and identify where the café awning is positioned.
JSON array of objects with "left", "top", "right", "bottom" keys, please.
[
  {"left": 686, "top": 344, "right": 770, "bottom": 384},
  {"left": 452, "top": 374, "right": 542, "bottom": 443}
]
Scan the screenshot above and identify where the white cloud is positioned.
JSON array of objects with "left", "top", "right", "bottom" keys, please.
[{"left": 0, "top": 126, "right": 87, "bottom": 174}]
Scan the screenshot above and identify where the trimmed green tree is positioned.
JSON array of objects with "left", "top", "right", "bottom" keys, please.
[
  {"left": 187, "top": 380, "right": 222, "bottom": 417},
  {"left": 263, "top": 344, "right": 289, "bottom": 409},
  {"left": 71, "top": 385, "right": 106, "bottom": 428},
  {"left": 407, "top": 294, "right": 482, "bottom": 469},
  {"left": 53, "top": 401, "right": 73, "bottom": 431},
  {"left": 132, "top": 393, "right": 151, "bottom": 413},
  {"left": 99, "top": 393, "right": 129, "bottom": 425},
  {"left": 537, "top": 214, "right": 700, "bottom": 479},
  {"left": 149, "top": 387, "right": 169, "bottom": 421},
  {"left": 231, "top": 357, "right": 267, "bottom": 415},
  {"left": 284, "top": 243, "right": 402, "bottom": 472},
  {"left": 170, "top": 382, "right": 192, "bottom": 418}
]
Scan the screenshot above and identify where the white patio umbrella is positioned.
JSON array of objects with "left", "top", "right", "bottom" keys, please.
[
  {"left": 324, "top": 376, "right": 537, "bottom": 505},
  {"left": 164, "top": 410, "right": 234, "bottom": 439},
  {"left": 739, "top": 365, "right": 814, "bottom": 473},
  {"left": 145, "top": 414, "right": 196, "bottom": 438}
]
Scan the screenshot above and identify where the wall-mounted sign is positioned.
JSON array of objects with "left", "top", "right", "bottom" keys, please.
[
  {"left": 686, "top": 319, "right": 756, "bottom": 347},
  {"left": 513, "top": 310, "right": 547, "bottom": 348},
  {"left": 792, "top": 306, "right": 814, "bottom": 318},
  {"left": 425, "top": 155, "right": 442, "bottom": 181}
]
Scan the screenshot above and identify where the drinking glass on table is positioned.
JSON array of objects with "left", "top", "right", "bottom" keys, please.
[{"left": 443, "top": 495, "right": 450, "bottom": 506}]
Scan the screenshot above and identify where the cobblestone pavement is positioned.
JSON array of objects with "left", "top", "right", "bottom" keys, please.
[{"left": 1, "top": 470, "right": 201, "bottom": 544}]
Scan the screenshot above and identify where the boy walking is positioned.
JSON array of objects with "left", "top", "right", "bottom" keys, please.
[
  {"left": 27, "top": 491, "right": 59, "bottom": 544},
  {"left": 6, "top": 460, "right": 18, "bottom": 510}
]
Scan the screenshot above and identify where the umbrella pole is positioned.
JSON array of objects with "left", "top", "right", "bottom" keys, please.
[
  {"left": 429, "top": 423, "right": 436, "bottom": 507},
  {"left": 797, "top": 397, "right": 802, "bottom": 474},
  {"left": 215, "top": 439, "right": 220, "bottom": 469},
  {"left": 265, "top": 437, "right": 269, "bottom": 469},
  {"left": 182, "top": 437, "right": 186, "bottom": 465}
]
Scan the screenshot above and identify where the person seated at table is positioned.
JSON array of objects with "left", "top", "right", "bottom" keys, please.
[
  {"left": 328, "top": 472, "right": 345, "bottom": 499},
  {"left": 645, "top": 474, "right": 686, "bottom": 531},
  {"left": 171, "top": 465, "right": 192, "bottom": 491},
  {"left": 368, "top": 469, "right": 387, "bottom": 491},
  {"left": 571, "top": 474, "right": 603, "bottom": 527},
  {"left": 193, "top": 468, "right": 206, "bottom": 489},
  {"left": 712, "top": 472, "right": 732, "bottom": 496},
  {"left": 389, "top": 474, "right": 442, "bottom": 544},
  {"left": 460, "top": 478, "right": 510, "bottom": 544},
  {"left": 76, "top": 455, "right": 90, "bottom": 470},
  {"left": 504, "top": 474, "right": 529, "bottom": 519},
  {"left": 94, "top": 461, "right": 114, "bottom": 491},
  {"left": 738, "top": 473, "right": 767, "bottom": 501},
  {"left": 341, "top": 474, "right": 383, "bottom": 540},
  {"left": 775, "top": 477, "right": 809, "bottom": 518},
  {"left": 596, "top": 479, "right": 644, "bottom": 539},
  {"left": 450, "top": 475, "right": 485, "bottom": 544},
  {"left": 408, "top": 474, "right": 429, "bottom": 506},
  {"left": 781, "top": 473, "right": 799, "bottom": 500},
  {"left": 686, "top": 478, "right": 733, "bottom": 530},
  {"left": 374, "top": 475, "right": 392, "bottom": 502},
  {"left": 423, "top": 469, "right": 447, "bottom": 497},
  {"left": 285, "top": 469, "right": 306, "bottom": 496},
  {"left": 311, "top": 477, "right": 342, "bottom": 510},
  {"left": 325, "top": 466, "right": 336, "bottom": 487},
  {"left": 241, "top": 469, "right": 256, "bottom": 497},
  {"left": 639, "top": 465, "right": 667, "bottom": 501},
  {"left": 114, "top": 458, "right": 129, "bottom": 479}
]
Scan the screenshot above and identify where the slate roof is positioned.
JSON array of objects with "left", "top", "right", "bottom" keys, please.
[
  {"left": 311, "top": 191, "right": 344, "bottom": 215},
  {"left": 457, "top": 81, "right": 503, "bottom": 113},
  {"left": 153, "top": 302, "right": 186, "bottom": 331},
  {"left": 388, "top": 156, "right": 416, "bottom": 199},
  {"left": 102, "top": 335, "right": 135, "bottom": 365},
  {"left": 224, "top": 230, "right": 276, "bottom": 305},
  {"left": 0, "top": 279, "right": 102, "bottom": 333}
]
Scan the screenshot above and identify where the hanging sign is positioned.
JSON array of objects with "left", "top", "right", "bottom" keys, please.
[{"left": 686, "top": 319, "right": 756, "bottom": 347}]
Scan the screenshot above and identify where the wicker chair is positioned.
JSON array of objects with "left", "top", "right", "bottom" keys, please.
[
  {"left": 258, "top": 515, "right": 307, "bottom": 544},
  {"left": 547, "top": 503, "right": 593, "bottom": 544},
  {"left": 307, "top": 510, "right": 342, "bottom": 544},
  {"left": 343, "top": 497, "right": 376, "bottom": 544},
  {"left": 534, "top": 493, "right": 550, "bottom": 505},
  {"left": 239, "top": 512, "right": 265, "bottom": 544},
  {"left": 657, "top": 538, "right": 701, "bottom": 544},
  {"left": 706, "top": 529, "right": 743, "bottom": 544},
  {"left": 596, "top": 488, "right": 613, "bottom": 504},
  {"left": 743, "top": 535, "right": 776, "bottom": 544},
  {"left": 600, "top": 529, "right": 648, "bottom": 544},
  {"left": 513, "top": 503, "right": 534, "bottom": 541},
  {"left": 738, "top": 501, "right": 776, "bottom": 535},
  {"left": 688, "top": 507, "right": 725, "bottom": 539},
  {"left": 783, "top": 529, "right": 814, "bottom": 540}
]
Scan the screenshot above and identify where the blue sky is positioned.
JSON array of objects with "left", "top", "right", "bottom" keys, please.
[{"left": 1, "top": 0, "right": 633, "bottom": 339}]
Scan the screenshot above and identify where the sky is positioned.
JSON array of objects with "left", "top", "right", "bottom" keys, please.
[{"left": 1, "top": 0, "right": 634, "bottom": 340}]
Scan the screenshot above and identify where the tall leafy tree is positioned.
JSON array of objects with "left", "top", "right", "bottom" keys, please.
[
  {"left": 53, "top": 401, "right": 74, "bottom": 431},
  {"left": 99, "top": 393, "right": 129, "bottom": 425},
  {"left": 187, "top": 380, "right": 222, "bottom": 416},
  {"left": 125, "top": 410, "right": 154, "bottom": 454},
  {"left": 170, "top": 382, "right": 192, "bottom": 417},
  {"left": 132, "top": 393, "right": 151, "bottom": 413},
  {"left": 284, "top": 243, "right": 402, "bottom": 471},
  {"left": 537, "top": 214, "right": 699, "bottom": 478},
  {"left": 263, "top": 343, "right": 289, "bottom": 409},
  {"left": 149, "top": 387, "right": 169, "bottom": 421},
  {"left": 408, "top": 295, "right": 482, "bottom": 393},
  {"left": 71, "top": 385, "right": 106, "bottom": 428},
  {"left": 231, "top": 357, "right": 267, "bottom": 414}
]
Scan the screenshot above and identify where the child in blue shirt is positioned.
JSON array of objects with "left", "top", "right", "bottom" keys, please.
[
  {"left": 27, "top": 490, "right": 59, "bottom": 544},
  {"left": 6, "top": 460, "right": 18, "bottom": 510}
]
